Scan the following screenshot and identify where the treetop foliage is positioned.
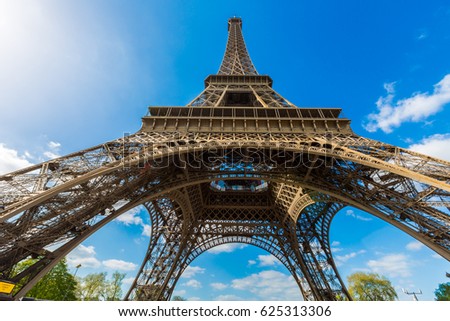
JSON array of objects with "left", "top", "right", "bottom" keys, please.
[{"left": 347, "top": 272, "right": 398, "bottom": 301}]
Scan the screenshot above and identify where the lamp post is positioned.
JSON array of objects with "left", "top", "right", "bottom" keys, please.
[
  {"left": 61, "top": 264, "right": 82, "bottom": 301},
  {"left": 74, "top": 264, "right": 82, "bottom": 278}
]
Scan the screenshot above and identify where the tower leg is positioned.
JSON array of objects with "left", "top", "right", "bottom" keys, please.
[
  {"left": 294, "top": 200, "right": 351, "bottom": 300},
  {"left": 125, "top": 193, "right": 201, "bottom": 301}
]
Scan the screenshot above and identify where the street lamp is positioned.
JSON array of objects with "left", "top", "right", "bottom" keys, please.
[{"left": 74, "top": 264, "right": 82, "bottom": 277}]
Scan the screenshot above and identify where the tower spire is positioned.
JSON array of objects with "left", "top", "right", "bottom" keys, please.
[
  {"left": 218, "top": 17, "right": 258, "bottom": 75},
  {"left": 188, "top": 17, "right": 294, "bottom": 107}
]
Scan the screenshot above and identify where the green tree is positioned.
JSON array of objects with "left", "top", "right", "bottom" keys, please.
[
  {"left": 77, "top": 272, "right": 107, "bottom": 300},
  {"left": 13, "top": 258, "right": 78, "bottom": 300},
  {"left": 77, "top": 271, "right": 126, "bottom": 301},
  {"left": 105, "top": 271, "right": 125, "bottom": 301},
  {"left": 347, "top": 272, "right": 397, "bottom": 301},
  {"left": 172, "top": 295, "right": 187, "bottom": 301},
  {"left": 434, "top": 282, "right": 450, "bottom": 301}
]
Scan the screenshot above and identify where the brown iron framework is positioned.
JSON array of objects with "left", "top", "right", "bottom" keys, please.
[{"left": 0, "top": 17, "right": 449, "bottom": 301}]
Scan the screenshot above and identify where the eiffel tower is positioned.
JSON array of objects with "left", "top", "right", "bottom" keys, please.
[{"left": 1, "top": 17, "right": 449, "bottom": 301}]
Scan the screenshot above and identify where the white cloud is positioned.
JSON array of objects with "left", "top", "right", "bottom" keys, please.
[
  {"left": 330, "top": 240, "right": 343, "bottom": 253},
  {"left": 122, "top": 277, "right": 136, "bottom": 286},
  {"left": 214, "top": 294, "right": 243, "bottom": 301},
  {"left": 247, "top": 260, "right": 257, "bottom": 266},
  {"left": 210, "top": 282, "right": 228, "bottom": 290},
  {"left": 115, "top": 208, "right": 143, "bottom": 226},
  {"left": 364, "top": 74, "right": 450, "bottom": 133},
  {"left": 43, "top": 151, "right": 60, "bottom": 159},
  {"left": 173, "top": 289, "right": 186, "bottom": 296},
  {"left": 142, "top": 224, "right": 152, "bottom": 237},
  {"left": 114, "top": 206, "right": 151, "bottom": 237},
  {"left": 367, "top": 253, "right": 412, "bottom": 278},
  {"left": 24, "top": 151, "right": 32, "bottom": 158},
  {"left": 0, "top": 143, "right": 33, "bottom": 174},
  {"left": 187, "top": 297, "right": 201, "bottom": 301},
  {"left": 335, "top": 250, "right": 366, "bottom": 266},
  {"left": 0, "top": 141, "right": 67, "bottom": 174},
  {"left": 207, "top": 243, "right": 247, "bottom": 254},
  {"left": 231, "top": 270, "right": 301, "bottom": 301},
  {"left": 405, "top": 241, "right": 424, "bottom": 252},
  {"left": 431, "top": 253, "right": 444, "bottom": 260},
  {"left": 258, "top": 254, "right": 281, "bottom": 267},
  {"left": 350, "top": 267, "right": 371, "bottom": 274},
  {"left": 183, "top": 279, "right": 202, "bottom": 288},
  {"left": 345, "top": 209, "right": 372, "bottom": 222},
  {"left": 67, "top": 244, "right": 139, "bottom": 272},
  {"left": 43, "top": 141, "right": 61, "bottom": 159},
  {"left": 409, "top": 133, "right": 450, "bottom": 161},
  {"left": 48, "top": 141, "right": 61, "bottom": 149},
  {"left": 181, "top": 266, "right": 205, "bottom": 278},
  {"left": 66, "top": 244, "right": 101, "bottom": 268},
  {"left": 102, "top": 259, "right": 137, "bottom": 271},
  {"left": 417, "top": 31, "right": 428, "bottom": 40}
]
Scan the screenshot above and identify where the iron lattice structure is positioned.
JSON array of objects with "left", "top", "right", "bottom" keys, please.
[{"left": 1, "top": 17, "right": 450, "bottom": 301}]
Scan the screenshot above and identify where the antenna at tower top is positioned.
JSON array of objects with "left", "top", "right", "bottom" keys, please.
[{"left": 228, "top": 16, "right": 242, "bottom": 30}]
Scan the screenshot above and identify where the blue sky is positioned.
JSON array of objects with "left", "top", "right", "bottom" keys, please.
[{"left": 1, "top": 0, "right": 449, "bottom": 300}]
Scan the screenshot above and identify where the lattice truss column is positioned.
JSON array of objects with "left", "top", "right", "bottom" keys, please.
[
  {"left": 295, "top": 198, "right": 349, "bottom": 300},
  {"left": 125, "top": 186, "right": 203, "bottom": 300},
  {"left": 1, "top": 131, "right": 450, "bottom": 300},
  {"left": 269, "top": 183, "right": 350, "bottom": 300}
]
